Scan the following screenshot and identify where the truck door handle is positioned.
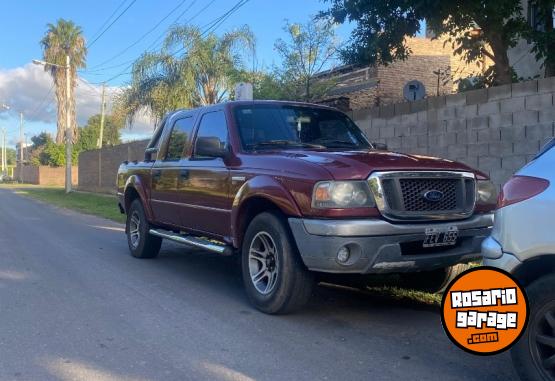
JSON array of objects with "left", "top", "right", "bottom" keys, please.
[
  {"left": 152, "top": 169, "right": 162, "bottom": 181},
  {"left": 179, "top": 169, "right": 189, "bottom": 180}
]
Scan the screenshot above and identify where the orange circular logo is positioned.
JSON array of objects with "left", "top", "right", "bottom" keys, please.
[{"left": 441, "top": 267, "right": 529, "bottom": 355}]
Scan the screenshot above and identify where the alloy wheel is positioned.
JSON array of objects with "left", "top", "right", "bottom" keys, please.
[
  {"left": 129, "top": 211, "right": 141, "bottom": 249},
  {"left": 248, "top": 231, "right": 279, "bottom": 295},
  {"left": 532, "top": 300, "right": 555, "bottom": 380}
]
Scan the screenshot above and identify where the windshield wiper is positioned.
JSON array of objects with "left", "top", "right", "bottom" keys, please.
[
  {"left": 249, "top": 140, "right": 324, "bottom": 150},
  {"left": 313, "top": 139, "right": 359, "bottom": 148}
]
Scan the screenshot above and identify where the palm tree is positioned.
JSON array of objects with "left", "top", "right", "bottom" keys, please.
[
  {"left": 115, "top": 25, "right": 254, "bottom": 125},
  {"left": 40, "top": 19, "right": 87, "bottom": 143}
]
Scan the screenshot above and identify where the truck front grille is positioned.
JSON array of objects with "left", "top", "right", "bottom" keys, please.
[
  {"left": 399, "top": 178, "right": 459, "bottom": 211},
  {"left": 368, "top": 171, "right": 476, "bottom": 221}
]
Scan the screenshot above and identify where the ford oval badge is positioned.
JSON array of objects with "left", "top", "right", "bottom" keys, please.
[{"left": 423, "top": 190, "right": 444, "bottom": 202}]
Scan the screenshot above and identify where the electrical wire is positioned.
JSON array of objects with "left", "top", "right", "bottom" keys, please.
[
  {"left": 90, "top": 0, "right": 247, "bottom": 85},
  {"left": 27, "top": 82, "right": 55, "bottom": 120},
  {"left": 86, "top": 0, "right": 190, "bottom": 71},
  {"left": 167, "top": 0, "right": 249, "bottom": 58},
  {"left": 88, "top": 0, "right": 130, "bottom": 43},
  {"left": 83, "top": 0, "right": 205, "bottom": 74},
  {"left": 87, "top": 0, "right": 138, "bottom": 49}
]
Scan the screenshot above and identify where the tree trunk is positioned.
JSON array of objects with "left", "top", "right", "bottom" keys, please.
[
  {"left": 487, "top": 32, "right": 513, "bottom": 85},
  {"left": 54, "top": 70, "right": 65, "bottom": 144},
  {"left": 53, "top": 67, "right": 78, "bottom": 144}
]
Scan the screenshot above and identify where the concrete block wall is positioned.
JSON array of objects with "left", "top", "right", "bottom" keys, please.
[
  {"left": 78, "top": 140, "right": 149, "bottom": 194},
  {"left": 351, "top": 77, "right": 555, "bottom": 189}
]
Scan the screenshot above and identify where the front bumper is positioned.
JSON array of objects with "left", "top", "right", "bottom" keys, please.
[
  {"left": 481, "top": 236, "right": 522, "bottom": 274},
  {"left": 288, "top": 214, "right": 493, "bottom": 274}
]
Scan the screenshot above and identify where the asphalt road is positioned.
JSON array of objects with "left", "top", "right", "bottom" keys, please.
[{"left": 0, "top": 189, "right": 519, "bottom": 381}]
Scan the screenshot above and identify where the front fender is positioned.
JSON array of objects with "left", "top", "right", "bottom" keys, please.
[
  {"left": 231, "top": 175, "right": 302, "bottom": 247},
  {"left": 124, "top": 175, "right": 155, "bottom": 222}
]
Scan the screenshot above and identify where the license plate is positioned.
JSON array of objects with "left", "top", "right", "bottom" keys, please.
[{"left": 423, "top": 226, "right": 458, "bottom": 248}]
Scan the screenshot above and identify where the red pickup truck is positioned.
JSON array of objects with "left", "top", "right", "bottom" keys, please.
[{"left": 117, "top": 100, "right": 496, "bottom": 314}]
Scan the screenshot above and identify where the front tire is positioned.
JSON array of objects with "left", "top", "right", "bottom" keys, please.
[
  {"left": 126, "top": 199, "right": 162, "bottom": 259},
  {"left": 241, "top": 212, "right": 314, "bottom": 314},
  {"left": 511, "top": 274, "right": 555, "bottom": 381}
]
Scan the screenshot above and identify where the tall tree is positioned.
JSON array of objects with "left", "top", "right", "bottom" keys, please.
[
  {"left": 77, "top": 113, "right": 122, "bottom": 151},
  {"left": 40, "top": 19, "right": 87, "bottom": 143},
  {"left": 115, "top": 25, "right": 254, "bottom": 124},
  {"left": 5, "top": 148, "right": 16, "bottom": 166},
  {"left": 323, "top": 0, "right": 529, "bottom": 85},
  {"left": 274, "top": 19, "right": 339, "bottom": 101}
]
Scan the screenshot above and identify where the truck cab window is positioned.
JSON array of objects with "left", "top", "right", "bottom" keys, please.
[
  {"left": 165, "top": 117, "right": 194, "bottom": 160},
  {"left": 194, "top": 111, "right": 228, "bottom": 154}
]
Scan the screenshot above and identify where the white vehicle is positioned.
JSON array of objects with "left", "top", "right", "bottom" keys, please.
[{"left": 482, "top": 139, "right": 555, "bottom": 381}]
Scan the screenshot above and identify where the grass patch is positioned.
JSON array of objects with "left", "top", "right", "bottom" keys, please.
[
  {"left": 365, "top": 286, "right": 442, "bottom": 306},
  {"left": 2, "top": 185, "right": 124, "bottom": 223}
]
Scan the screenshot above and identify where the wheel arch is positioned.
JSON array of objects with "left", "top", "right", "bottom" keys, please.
[
  {"left": 231, "top": 175, "right": 302, "bottom": 249},
  {"left": 123, "top": 175, "right": 155, "bottom": 221},
  {"left": 512, "top": 254, "right": 555, "bottom": 287}
]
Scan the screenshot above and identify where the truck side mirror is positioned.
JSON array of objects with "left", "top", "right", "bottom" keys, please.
[
  {"left": 145, "top": 147, "right": 159, "bottom": 162},
  {"left": 372, "top": 142, "right": 388, "bottom": 151},
  {"left": 195, "top": 136, "right": 228, "bottom": 159}
]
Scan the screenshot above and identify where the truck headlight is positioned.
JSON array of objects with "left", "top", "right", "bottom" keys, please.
[
  {"left": 312, "top": 181, "right": 375, "bottom": 209},
  {"left": 476, "top": 180, "right": 497, "bottom": 205}
]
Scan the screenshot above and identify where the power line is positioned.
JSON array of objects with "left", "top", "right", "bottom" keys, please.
[
  {"left": 88, "top": 0, "right": 130, "bottom": 43},
  {"left": 87, "top": 0, "right": 138, "bottom": 49},
  {"left": 83, "top": 0, "right": 205, "bottom": 74},
  {"left": 86, "top": 0, "right": 190, "bottom": 71},
  {"left": 78, "top": 77, "right": 103, "bottom": 95},
  {"left": 169, "top": 0, "right": 249, "bottom": 57},
  {"left": 28, "top": 82, "right": 55, "bottom": 120},
  {"left": 93, "top": 0, "right": 250, "bottom": 85}
]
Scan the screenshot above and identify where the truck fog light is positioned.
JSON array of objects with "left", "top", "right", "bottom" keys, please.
[{"left": 337, "top": 246, "right": 351, "bottom": 264}]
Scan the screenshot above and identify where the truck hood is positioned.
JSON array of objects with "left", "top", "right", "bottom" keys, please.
[{"left": 286, "top": 149, "right": 478, "bottom": 180}]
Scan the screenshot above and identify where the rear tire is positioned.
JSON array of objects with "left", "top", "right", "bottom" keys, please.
[
  {"left": 398, "top": 264, "right": 471, "bottom": 293},
  {"left": 126, "top": 199, "right": 162, "bottom": 259},
  {"left": 511, "top": 274, "right": 555, "bottom": 381},
  {"left": 241, "top": 212, "right": 314, "bottom": 314}
]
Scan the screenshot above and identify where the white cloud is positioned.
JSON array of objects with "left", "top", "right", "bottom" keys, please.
[{"left": 0, "top": 64, "right": 155, "bottom": 138}]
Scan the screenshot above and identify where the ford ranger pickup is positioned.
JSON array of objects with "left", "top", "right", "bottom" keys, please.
[{"left": 117, "top": 100, "right": 496, "bottom": 314}]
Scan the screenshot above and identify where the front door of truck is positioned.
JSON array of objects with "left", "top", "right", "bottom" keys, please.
[
  {"left": 150, "top": 115, "right": 195, "bottom": 227},
  {"left": 179, "top": 110, "right": 231, "bottom": 238}
]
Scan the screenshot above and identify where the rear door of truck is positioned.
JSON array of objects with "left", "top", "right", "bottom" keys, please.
[{"left": 150, "top": 113, "right": 196, "bottom": 227}]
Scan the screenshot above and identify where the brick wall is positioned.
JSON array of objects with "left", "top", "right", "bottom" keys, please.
[
  {"left": 405, "top": 37, "right": 489, "bottom": 88},
  {"left": 78, "top": 140, "right": 149, "bottom": 194},
  {"left": 376, "top": 55, "right": 452, "bottom": 106},
  {"left": 351, "top": 77, "right": 555, "bottom": 189},
  {"left": 15, "top": 165, "right": 78, "bottom": 186}
]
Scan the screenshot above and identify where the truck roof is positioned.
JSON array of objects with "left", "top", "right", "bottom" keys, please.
[{"left": 170, "top": 100, "right": 339, "bottom": 116}]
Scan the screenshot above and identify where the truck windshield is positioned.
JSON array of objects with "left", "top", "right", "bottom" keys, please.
[{"left": 234, "top": 105, "right": 371, "bottom": 151}]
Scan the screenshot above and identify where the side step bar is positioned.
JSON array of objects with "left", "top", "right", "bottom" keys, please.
[{"left": 149, "top": 229, "right": 234, "bottom": 256}]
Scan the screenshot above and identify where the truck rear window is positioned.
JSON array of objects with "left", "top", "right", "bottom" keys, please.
[{"left": 234, "top": 105, "right": 370, "bottom": 151}]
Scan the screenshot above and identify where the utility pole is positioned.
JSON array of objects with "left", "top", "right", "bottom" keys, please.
[
  {"left": 1, "top": 128, "right": 5, "bottom": 175},
  {"left": 19, "top": 112, "right": 23, "bottom": 182},
  {"left": 65, "top": 54, "right": 72, "bottom": 193},
  {"left": 19, "top": 113, "right": 23, "bottom": 162},
  {"left": 98, "top": 82, "right": 106, "bottom": 149},
  {"left": 24, "top": 133, "right": 28, "bottom": 163}
]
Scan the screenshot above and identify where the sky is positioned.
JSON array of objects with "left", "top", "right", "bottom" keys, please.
[{"left": 0, "top": 0, "right": 354, "bottom": 147}]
